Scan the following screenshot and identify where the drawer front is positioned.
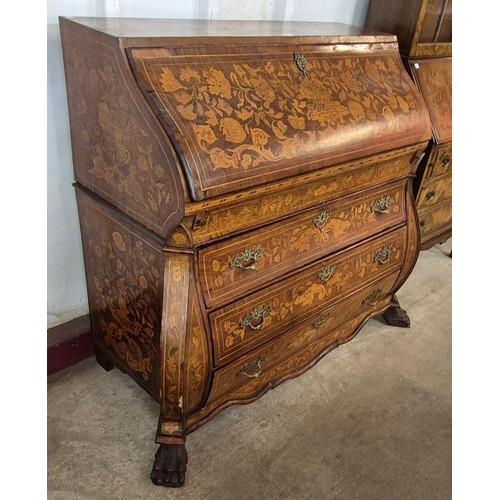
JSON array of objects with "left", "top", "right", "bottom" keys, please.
[
  {"left": 418, "top": 201, "right": 452, "bottom": 239},
  {"left": 425, "top": 143, "right": 452, "bottom": 181},
  {"left": 416, "top": 173, "right": 452, "bottom": 210},
  {"left": 199, "top": 181, "right": 406, "bottom": 308},
  {"left": 206, "top": 271, "right": 400, "bottom": 408},
  {"left": 183, "top": 146, "right": 418, "bottom": 246},
  {"left": 210, "top": 227, "right": 407, "bottom": 366}
]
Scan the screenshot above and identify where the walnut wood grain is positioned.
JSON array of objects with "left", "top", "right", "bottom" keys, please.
[
  {"left": 199, "top": 180, "right": 407, "bottom": 308},
  {"left": 75, "top": 188, "right": 164, "bottom": 398},
  {"left": 416, "top": 173, "right": 451, "bottom": 210},
  {"left": 365, "top": 0, "right": 452, "bottom": 58},
  {"left": 168, "top": 145, "right": 424, "bottom": 247},
  {"left": 418, "top": 200, "right": 452, "bottom": 243},
  {"left": 196, "top": 271, "right": 401, "bottom": 426},
  {"left": 60, "top": 17, "right": 433, "bottom": 488},
  {"left": 60, "top": 18, "right": 186, "bottom": 238},
  {"left": 409, "top": 58, "right": 452, "bottom": 144},
  {"left": 421, "top": 142, "right": 452, "bottom": 182},
  {"left": 130, "top": 44, "right": 431, "bottom": 200},
  {"left": 210, "top": 227, "right": 407, "bottom": 366}
]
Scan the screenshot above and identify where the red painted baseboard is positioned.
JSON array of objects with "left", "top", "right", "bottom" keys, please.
[{"left": 47, "top": 314, "right": 95, "bottom": 375}]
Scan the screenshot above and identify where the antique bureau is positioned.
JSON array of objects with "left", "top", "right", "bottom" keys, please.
[
  {"left": 60, "top": 17, "right": 432, "bottom": 487},
  {"left": 365, "top": 0, "right": 452, "bottom": 249}
]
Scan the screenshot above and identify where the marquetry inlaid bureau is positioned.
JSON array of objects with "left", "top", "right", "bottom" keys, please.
[
  {"left": 60, "top": 17, "right": 432, "bottom": 487},
  {"left": 366, "top": 0, "right": 452, "bottom": 249}
]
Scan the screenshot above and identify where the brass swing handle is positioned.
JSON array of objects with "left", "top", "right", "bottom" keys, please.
[
  {"left": 237, "top": 356, "right": 266, "bottom": 379},
  {"left": 374, "top": 246, "right": 394, "bottom": 265},
  {"left": 230, "top": 247, "right": 264, "bottom": 271},
  {"left": 425, "top": 190, "right": 436, "bottom": 201},
  {"left": 363, "top": 288, "right": 382, "bottom": 306},
  {"left": 317, "top": 264, "right": 336, "bottom": 283},
  {"left": 371, "top": 196, "right": 393, "bottom": 214},
  {"left": 442, "top": 155, "right": 451, "bottom": 166},
  {"left": 312, "top": 314, "right": 329, "bottom": 329},
  {"left": 313, "top": 211, "right": 331, "bottom": 230},
  {"left": 240, "top": 305, "right": 272, "bottom": 331}
]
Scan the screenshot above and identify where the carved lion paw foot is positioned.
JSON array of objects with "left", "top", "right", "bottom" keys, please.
[
  {"left": 150, "top": 443, "right": 188, "bottom": 487},
  {"left": 382, "top": 304, "right": 411, "bottom": 328}
]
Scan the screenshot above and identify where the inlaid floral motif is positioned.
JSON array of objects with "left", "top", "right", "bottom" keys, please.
[
  {"left": 69, "top": 46, "right": 172, "bottom": 220},
  {"left": 152, "top": 54, "right": 419, "bottom": 172},
  {"left": 216, "top": 237, "right": 403, "bottom": 355},
  {"left": 80, "top": 199, "right": 163, "bottom": 382},
  {"left": 203, "top": 188, "right": 402, "bottom": 297}
]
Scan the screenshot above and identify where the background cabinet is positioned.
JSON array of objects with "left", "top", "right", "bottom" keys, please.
[{"left": 366, "top": 0, "right": 452, "bottom": 249}]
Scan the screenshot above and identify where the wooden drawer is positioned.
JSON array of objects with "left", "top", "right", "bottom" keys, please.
[
  {"left": 199, "top": 180, "right": 406, "bottom": 308},
  {"left": 425, "top": 143, "right": 452, "bottom": 181},
  {"left": 416, "top": 173, "right": 451, "bottom": 211},
  {"left": 182, "top": 146, "right": 419, "bottom": 246},
  {"left": 210, "top": 226, "right": 406, "bottom": 366},
  {"left": 418, "top": 200, "right": 452, "bottom": 239},
  {"left": 205, "top": 271, "right": 400, "bottom": 408}
]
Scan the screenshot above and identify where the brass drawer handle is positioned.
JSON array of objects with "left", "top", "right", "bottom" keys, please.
[
  {"left": 371, "top": 196, "right": 392, "bottom": 214},
  {"left": 374, "top": 246, "right": 394, "bottom": 265},
  {"left": 313, "top": 211, "right": 331, "bottom": 230},
  {"left": 312, "top": 315, "right": 329, "bottom": 329},
  {"left": 363, "top": 288, "right": 382, "bottom": 306},
  {"left": 442, "top": 155, "right": 451, "bottom": 166},
  {"left": 230, "top": 247, "right": 264, "bottom": 271},
  {"left": 240, "top": 305, "right": 272, "bottom": 331},
  {"left": 294, "top": 52, "right": 309, "bottom": 77},
  {"left": 425, "top": 190, "right": 436, "bottom": 201},
  {"left": 317, "top": 264, "right": 336, "bottom": 283},
  {"left": 419, "top": 219, "right": 426, "bottom": 229},
  {"left": 237, "top": 356, "right": 265, "bottom": 379}
]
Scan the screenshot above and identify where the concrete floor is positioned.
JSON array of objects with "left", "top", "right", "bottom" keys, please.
[{"left": 48, "top": 240, "right": 452, "bottom": 499}]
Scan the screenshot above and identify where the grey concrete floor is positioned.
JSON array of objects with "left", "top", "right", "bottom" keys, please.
[{"left": 48, "top": 240, "right": 451, "bottom": 500}]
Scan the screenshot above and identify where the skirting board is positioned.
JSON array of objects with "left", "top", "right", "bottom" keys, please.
[{"left": 47, "top": 314, "right": 94, "bottom": 376}]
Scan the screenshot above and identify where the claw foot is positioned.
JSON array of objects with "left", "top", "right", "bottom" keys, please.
[
  {"left": 382, "top": 304, "right": 411, "bottom": 328},
  {"left": 150, "top": 443, "right": 188, "bottom": 487}
]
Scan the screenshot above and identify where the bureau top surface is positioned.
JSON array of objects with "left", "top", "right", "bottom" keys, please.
[{"left": 61, "top": 17, "right": 394, "bottom": 44}]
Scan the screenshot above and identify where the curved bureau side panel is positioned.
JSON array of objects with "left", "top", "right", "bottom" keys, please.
[
  {"left": 75, "top": 188, "right": 165, "bottom": 399},
  {"left": 60, "top": 19, "right": 186, "bottom": 238},
  {"left": 389, "top": 181, "right": 421, "bottom": 296}
]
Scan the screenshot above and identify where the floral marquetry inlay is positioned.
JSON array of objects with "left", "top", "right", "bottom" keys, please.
[
  {"left": 155, "top": 55, "right": 417, "bottom": 170},
  {"left": 77, "top": 194, "right": 163, "bottom": 386},
  {"left": 211, "top": 231, "right": 404, "bottom": 364},
  {"left": 132, "top": 46, "right": 430, "bottom": 198}
]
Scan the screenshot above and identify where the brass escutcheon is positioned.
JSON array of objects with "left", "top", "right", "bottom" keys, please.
[
  {"left": 374, "top": 246, "right": 394, "bottom": 265},
  {"left": 312, "top": 315, "right": 329, "bottom": 329},
  {"left": 240, "top": 305, "right": 272, "bottom": 331},
  {"left": 230, "top": 247, "right": 264, "bottom": 270},
  {"left": 294, "top": 52, "right": 309, "bottom": 77},
  {"left": 237, "top": 356, "right": 266, "bottom": 379},
  {"left": 313, "top": 211, "right": 331, "bottom": 230},
  {"left": 317, "top": 264, "right": 336, "bottom": 283},
  {"left": 371, "top": 196, "right": 393, "bottom": 214},
  {"left": 363, "top": 288, "right": 382, "bottom": 306}
]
